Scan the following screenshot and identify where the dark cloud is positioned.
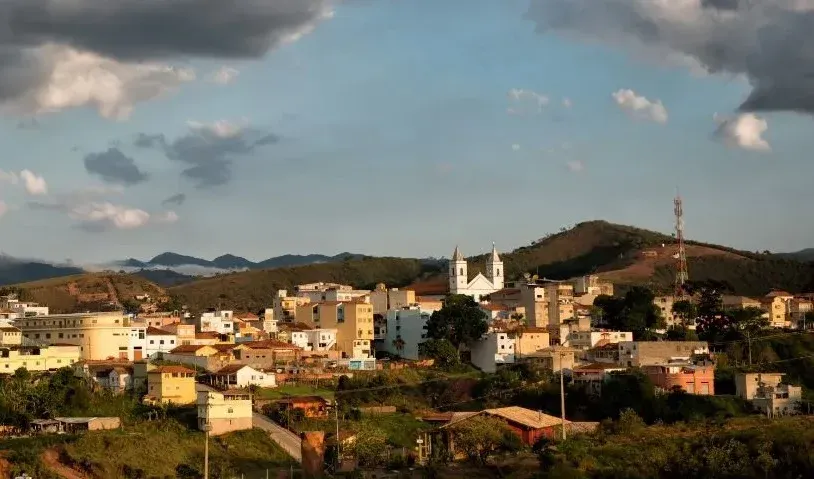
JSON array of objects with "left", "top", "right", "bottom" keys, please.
[
  {"left": 526, "top": 0, "right": 814, "bottom": 114},
  {"left": 136, "top": 123, "right": 277, "bottom": 187},
  {"left": 83, "top": 148, "right": 150, "bottom": 185},
  {"left": 0, "top": 1, "right": 331, "bottom": 109},
  {"left": 162, "top": 193, "right": 187, "bottom": 206}
]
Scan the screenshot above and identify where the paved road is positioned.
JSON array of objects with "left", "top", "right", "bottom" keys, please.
[{"left": 253, "top": 412, "right": 302, "bottom": 463}]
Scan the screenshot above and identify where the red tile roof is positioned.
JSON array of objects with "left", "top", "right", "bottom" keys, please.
[
  {"left": 146, "top": 326, "right": 174, "bottom": 336},
  {"left": 243, "top": 340, "right": 301, "bottom": 350},
  {"left": 151, "top": 365, "right": 196, "bottom": 374}
]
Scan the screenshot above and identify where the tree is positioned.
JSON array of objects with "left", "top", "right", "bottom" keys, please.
[
  {"left": 665, "top": 325, "right": 699, "bottom": 341},
  {"left": 672, "top": 300, "right": 698, "bottom": 326},
  {"left": 449, "top": 415, "right": 512, "bottom": 464},
  {"left": 418, "top": 339, "right": 461, "bottom": 370},
  {"left": 592, "top": 287, "right": 663, "bottom": 338},
  {"left": 425, "top": 295, "right": 488, "bottom": 350},
  {"left": 346, "top": 423, "right": 388, "bottom": 467}
]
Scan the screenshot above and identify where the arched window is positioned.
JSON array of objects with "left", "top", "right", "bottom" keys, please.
[
  {"left": 497, "top": 269, "right": 501, "bottom": 276},
  {"left": 459, "top": 268, "right": 464, "bottom": 275}
]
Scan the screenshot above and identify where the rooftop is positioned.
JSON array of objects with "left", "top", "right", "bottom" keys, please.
[
  {"left": 146, "top": 326, "right": 174, "bottom": 336},
  {"left": 151, "top": 365, "right": 196, "bottom": 374}
]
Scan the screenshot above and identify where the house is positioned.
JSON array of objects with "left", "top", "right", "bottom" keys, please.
[
  {"left": 735, "top": 372, "right": 802, "bottom": 417},
  {"left": 145, "top": 365, "right": 197, "bottom": 405},
  {"left": 432, "top": 406, "right": 597, "bottom": 453},
  {"left": 199, "top": 310, "right": 235, "bottom": 335},
  {"left": 642, "top": 361, "right": 715, "bottom": 395},
  {"left": 31, "top": 417, "right": 120, "bottom": 434},
  {"left": 128, "top": 326, "right": 178, "bottom": 360},
  {"left": 296, "top": 301, "right": 373, "bottom": 358},
  {"left": 470, "top": 331, "right": 515, "bottom": 373},
  {"left": 516, "top": 346, "right": 577, "bottom": 373},
  {"left": 162, "top": 323, "right": 196, "bottom": 345},
  {"left": 234, "top": 340, "right": 302, "bottom": 367},
  {"left": 565, "top": 329, "right": 633, "bottom": 350},
  {"left": 197, "top": 388, "right": 253, "bottom": 436},
  {"left": 162, "top": 344, "right": 237, "bottom": 371},
  {"left": 95, "top": 366, "right": 133, "bottom": 393},
  {"left": 287, "top": 324, "right": 337, "bottom": 352},
  {"left": 515, "top": 328, "right": 551, "bottom": 357},
  {"left": 571, "top": 275, "right": 613, "bottom": 296},
  {"left": 209, "top": 364, "right": 277, "bottom": 389},
  {"left": 572, "top": 363, "right": 627, "bottom": 395},
  {"left": 448, "top": 245, "right": 504, "bottom": 301},
  {"left": 617, "top": 341, "right": 710, "bottom": 367},
  {"left": 273, "top": 290, "right": 312, "bottom": 324},
  {"left": 0, "top": 327, "right": 22, "bottom": 346},
  {"left": 0, "top": 344, "right": 81, "bottom": 373},
  {"left": 273, "top": 396, "right": 330, "bottom": 418}
]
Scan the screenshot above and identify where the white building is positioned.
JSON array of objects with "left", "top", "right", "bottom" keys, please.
[
  {"left": 199, "top": 310, "right": 234, "bottom": 334},
  {"left": 5, "top": 300, "right": 49, "bottom": 317},
  {"left": 211, "top": 364, "right": 277, "bottom": 388},
  {"left": 128, "top": 326, "right": 178, "bottom": 360},
  {"left": 384, "top": 306, "right": 437, "bottom": 360},
  {"left": 449, "top": 244, "right": 503, "bottom": 301},
  {"left": 261, "top": 308, "right": 278, "bottom": 334},
  {"left": 565, "top": 330, "right": 633, "bottom": 350},
  {"left": 289, "top": 327, "right": 337, "bottom": 352},
  {"left": 470, "top": 331, "right": 515, "bottom": 373},
  {"left": 294, "top": 283, "right": 370, "bottom": 303}
]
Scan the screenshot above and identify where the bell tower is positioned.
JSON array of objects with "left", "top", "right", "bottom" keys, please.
[{"left": 449, "top": 245, "right": 468, "bottom": 294}]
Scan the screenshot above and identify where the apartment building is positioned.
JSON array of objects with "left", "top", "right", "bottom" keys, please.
[
  {"left": 199, "top": 310, "right": 235, "bottom": 334},
  {"left": 514, "top": 328, "right": 550, "bottom": 358},
  {"left": 146, "top": 365, "right": 197, "bottom": 405},
  {"left": 788, "top": 298, "right": 813, "bottom": 329},
  {"left": 471, "top": 331, "right": 516, "bottom": 373},
  {"left": 566, "top": 329, "right": 633, "bottom": 350},
  {"left": 618, "top": 341, "right": 710, "bottom": 367},
  {"left": 369, "top": 284, "right": 416, "bottom": 315},
  {"left": 384, "top": 306, "right": 435, "bottom": 360},
  {"left": 653, "top": 296, "right": 679, "bottom": 327},
  {"left": 273, "top": 291, "right": 311, "bottom": 324},
  {"left": 296, "top": 301, "right": 374, "bottom": 358},
  {"left": 546, "top": 283, "right": 575, "bottom": 327},
  {"left": 14, "top": 312, "right": 131, "bottom": 360},
  {"left": 0, "top": 344, "right": 80, "bottom": 373}
]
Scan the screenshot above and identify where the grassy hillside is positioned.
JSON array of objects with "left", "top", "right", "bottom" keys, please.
[
  {"left": 169, "top": 256, "right": 444, "bottom": 313},
  {"left": 10, "top": 273, "right": 168, "bottom": 313}
]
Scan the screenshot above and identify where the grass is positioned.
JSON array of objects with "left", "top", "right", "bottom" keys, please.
[
  {"left": 257, "top": 384, "right": 336, "bottom": 400},
  {"left": 63, "top": 419, "right": 293, "bottom": 478},
  {"left": 0, "top": 434, "right": 78, "bottom": 479},
  {"left": 293, "top": 412, "right": 431, "bottom": 449}
]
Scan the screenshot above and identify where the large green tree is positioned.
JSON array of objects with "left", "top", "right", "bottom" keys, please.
[
  {"left": 425, "top": 294, "right": 488, "bottom": 350},
  {"left": 593, "top": 287, "right": 664, "bottom": 338}
]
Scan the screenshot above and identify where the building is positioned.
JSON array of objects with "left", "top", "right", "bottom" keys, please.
[
  {"left": 128, "top": 326, "right": 178, "bottom": 360},
  {"left": 162, "top": 323, "right": 196, "bottom": 345},
  {"left": 0, "top": 344, "right": 81, "bottom": 373},
  {"left": 296, "top": 301, "right": 373, "bottom": 358},
  {"left": 520, "top": 284, "right": 549, "bottom": 329},
  {"left": 642, "top": 361, "right": 715, "bottom": 395},
  {"left": 235, "top": 340, "right": 302, "bottom": 367},
  {"left": 514, "top": 328, "right": 551, "bottom": 357},
  {"left": 653, "top": 296, "right": 679, "bottom": 327},
  {"left": 545, "top": 283, "right": 575, "bottom": 328},
  {"left": 288, "top": 325, "right": 337, "bottom": 352},
  {"left": 722, "top": 295, "right": 762, "bottom": 310},
  {"left": 146, "top": 365, "right": 197, "bottom": 405},
  {"left": 735, "top": 372, "right": 802, "bottom": 417},
  {"left": 199, "top": 310, "right": 235, "bottom": 334},
  {"left": 197, "top": 388, "right": 253, "bottom": 436},
  {"left": 470, "top": 331, "right": 515, "bottom": 373},
  {"left": 273, "top": 291, "right": 312, "bottom": 324},
  {"left": 571, "top": 275, "right": 613, "bottom": 296},
  {"left": 384, "top": 306, "right": 435, "bottom": 360},
  {"left": 788, "top": 298, "right": 813, "bottom": 329},
  {"left": 448, "top": 244, "right": 504, "bottom": 301},
  {"left": 14, "top": 312, "right": 131, "bottom": 360},
  {"left": 210, "top": 364, "right": 277, "bottom": 388},
  {"left": 3, "top": 298, "right": 49, "bottom": 317},
  {"left": 566, "top": 330, "right": 633, "bottom": 350},
  {"left": 294, "top": 282, "right": 370, "bottom": 303},
  {"left": 617, "top": 341, "right": 710, "bottom": 367},
  {"left": 135, "top": 313, "right": 182, "bottom": 328},
  {"left": 572, "top": 363, "right": 627, "bottom": 395},
  {"left": 517, "top": 346, "right": 576, "bottom": 373},
  {"left": 94, "top": 366, "right": 133, "bottom": 393},
  {"left": 761, "top": 291, "right": 794, "bottom": 328},
  {"left": 162, "top": 344, "right": 237, "bottom": 371},
  {"left": 0, "top": 326, "right": 22, "bottom": 346},
  {"left": 369, "top": 284, "right": 416, "bottom": 315},
  {"left": 272, "top": 396, "right": 330, "bottom": 418}
]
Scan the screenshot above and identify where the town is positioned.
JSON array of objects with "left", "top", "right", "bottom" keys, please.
[{"left": 0, "top": 241, "right": 810, "bottom": 477}]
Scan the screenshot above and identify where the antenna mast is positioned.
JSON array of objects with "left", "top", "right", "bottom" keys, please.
[{"left": 674, "top": 194, "right": 689, "bottom": 297}]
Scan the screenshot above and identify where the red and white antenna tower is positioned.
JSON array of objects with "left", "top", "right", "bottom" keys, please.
[{"left": 674, "top": 194, "right": 689, "bottom": 297}]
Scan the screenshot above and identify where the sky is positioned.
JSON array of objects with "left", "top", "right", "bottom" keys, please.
[{"left": 1, "top": 0, "right": 814, "bottom": 265}]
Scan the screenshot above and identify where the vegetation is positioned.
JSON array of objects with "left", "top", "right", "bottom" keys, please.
[
  {"left": 538, "top": 415, "right": 814, "bottom": 478},
  {"left": 448, "top": 415, "right": 520, "bottom": 465},
  {"left": 593, "top": 286, "right": 665, "bottom": 339},
  {"left": 256, "top": 384, "right": 335, "bottom": 400},
  {"left": 425, "top": 295, "right": 489, "bottom": 350}
]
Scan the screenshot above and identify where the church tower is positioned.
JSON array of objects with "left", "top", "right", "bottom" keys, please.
[
  {"left": 486, "top": 243, "right": 504, "bottom": 290},
  {"left": 449, "top": 245, "right": 468, "bottom": 294}
]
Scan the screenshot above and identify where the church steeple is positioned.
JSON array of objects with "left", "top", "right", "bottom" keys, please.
[
  {"left": 487, "top": 242, "right": 500, "bottom": 264},
  {"left": 452, "top": 245, "right": 464, "bottom": 262},
  {"left": 486, "top": 242, "right": 504, "bottom": 290},
  {"left": 449, "top": 245, "right": 467, "bottom": 294}
]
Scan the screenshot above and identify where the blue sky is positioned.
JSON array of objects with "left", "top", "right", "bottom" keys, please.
[{"left": 0, "top": 0, "right": 812, "bottom": 264}]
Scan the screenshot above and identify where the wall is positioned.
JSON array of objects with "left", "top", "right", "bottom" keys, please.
[{"left": 384, "top": 308, "right": 432, "bottom": 360}]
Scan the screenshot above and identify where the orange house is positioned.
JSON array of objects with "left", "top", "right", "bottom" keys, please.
[
  {"left": 273, "top": 396, "right": 330, "bottom": 418},
  {"left": 642, "top": 362, "right": 715, "bottom": 395}
]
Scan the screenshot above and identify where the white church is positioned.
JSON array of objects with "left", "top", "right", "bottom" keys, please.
[{"left": 449, "top": 244, "right": 504, "bottom": 301}]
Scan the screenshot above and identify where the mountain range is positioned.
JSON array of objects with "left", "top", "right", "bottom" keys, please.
[{"left": 115, "top": 251, "right": 365, "bottom": 271}]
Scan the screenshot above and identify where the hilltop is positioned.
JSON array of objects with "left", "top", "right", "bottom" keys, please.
[
  {"left": 7, "top": 273, "right": 168, "bottom": 314},
  {"left": 9, "top": 220, "right": 814, "bottom": 313}
]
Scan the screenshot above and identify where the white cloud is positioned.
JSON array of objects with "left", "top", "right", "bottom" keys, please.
[
  {"left": 511, "top": 144, "right": 521, "bottom": 151},
  {"left": 612, "top": 89, "right": 668, "bottom": 123},
  {"left": 69, "top": 202, "right": 151, "bottom": 230},
  {"left": 0, "top": 201, "right": 7, "bottom": 218},
  {"left": 210, "top": 66, "right": 240, "bottom": 85},
  {"left": 154, "top": 211, "right": 179, "bottom": 224},
  {"left": 562, "top": 98, "right": 572, "bottom": 108},
  {"left": 507, "top": 88, "right": 549, "bottom": 114},
  {"left": 7, "top": 45, "right": 195, "bottom": 120},
  {"left": 19, "top": 170, "right": 48, "bottom": 195},
  {"left": 187, "top": 119, "right": 247, "bottom": 139},
  {"left": 713, "top": 113, "right": 771, "bottom": 152},
  {"left": 566, "top": 160, "right": 585, "bottom": 173}
]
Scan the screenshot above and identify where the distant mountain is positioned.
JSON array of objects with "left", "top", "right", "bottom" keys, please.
[
  {"left": 0, "top": 256, "right": 84, "bottom": 286},
  {"left": 131, "top": 269, "right": 198, "bottom": 287},
  {"left": 115, "top": 251, "right": 367, "bottom": 272},
  {"left": 775, "top": 249, "right": 814, "bottom": 262}
]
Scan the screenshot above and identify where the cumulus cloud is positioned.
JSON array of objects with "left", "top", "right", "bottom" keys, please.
[
  {"left": 713, "top": 113, "right": 771, "bottom": 151},
  {"left": 566, "top": 160, "right": 585, "bottom": 172},
  {"left": 19, "top": 170, "right": 48, "bottom": 195},
  {"left": 161, "top": 193, "right": 187, "bottom": 206},
  {"left": 0, "top": 1, "right": 334, "bottom": 118},
  {"left": 135, "top": 120, "right": 279, "bottom": 187},
  {"left": 562, "top": 98, "right": 572, "bottom": 108},
  {"left": 83, "top": 148, "right": 150, "bottom": 185},
  {"left": 526, "top": 0, "right": 814, "bottom": 115},
  {"left": 612, "top": 89, "right": 668, "bottom": 123},
  {"left": 210, "top": 66, "right": 240, "bottom": 85},
  {"left": 28, "top": 196, "right": 178, "bottom": 231}
]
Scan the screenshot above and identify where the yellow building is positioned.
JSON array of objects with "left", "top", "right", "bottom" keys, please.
[
  {"left": 297, "top": 301, "right": 373, "bottom": 358},
  {"left": 545, "top": 283, "right": 575, "bottom": 327},
  {"left": 369, "top": 284, "right": 417, "bottom": 315},
  {"left": 515, "top": 328, "right": 551, "bottom": 357},
  {"left": 146, "top": 365, "right": 197, "bottom": 405},
  {"left": 761, "top": 291, "right": 793, "bottom": 328},
  {"left": 197, "top": 389, "right": 253, "bottom": 436},
  {"left": 273, "top": 291, "right": 311, "bottom": 323},
  {"left": 14, "top": 312, "right": 131, "bottom": 360},
  {"left": 0, "top": 326, "right": 22, "bottom": 346},
  {"left": 0, "top": 344, "right": 80, "bottom": 373},
  {"left": 722, "top": 295, "right": 762, "bottom": 310}
]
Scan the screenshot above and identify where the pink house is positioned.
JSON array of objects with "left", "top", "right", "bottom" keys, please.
[{"left": 642, "top": 362, "right": 715, "bottom": 395}]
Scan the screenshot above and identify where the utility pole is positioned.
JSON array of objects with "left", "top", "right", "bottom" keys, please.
[
  {"left": 203, "top": 395, "right": 212, "bottom": 479},
  {"left": 559, "top": 351, "right": 566, "bottom": 441},
  {"left": 335, "top": 399, "right": 341, "bottom": 470}
]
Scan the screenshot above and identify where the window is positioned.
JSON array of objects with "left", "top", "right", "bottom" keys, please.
[
  {"left": 459, "top": 268, "right": 463, "bottom": 275},
  {"left": 149, "top": 340, "right": 154, "bottom": 344}
]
